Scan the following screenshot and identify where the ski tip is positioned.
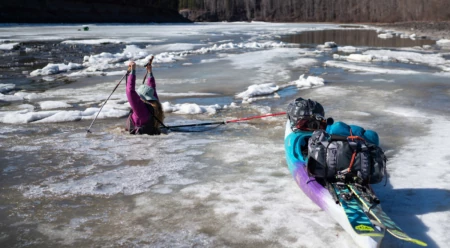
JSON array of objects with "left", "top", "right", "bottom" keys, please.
[
  {"left": 389, "top": 229, "right": 427, "bottom": 246},
  {"left": 410, "top": 239, "right": 427, "bottom": 247}
]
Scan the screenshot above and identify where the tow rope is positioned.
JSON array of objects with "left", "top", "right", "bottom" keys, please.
[{"left": 163, "top": 111, "right": 287, "bottom": 132}]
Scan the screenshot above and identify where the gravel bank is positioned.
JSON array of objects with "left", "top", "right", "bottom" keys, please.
[{"left": 371, "top": 21, "right": 450, "bottom": 40}]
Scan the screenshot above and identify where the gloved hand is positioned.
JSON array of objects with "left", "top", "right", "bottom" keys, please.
[{"left": 128, "top": 61, "right": 136, "bottom": 71}]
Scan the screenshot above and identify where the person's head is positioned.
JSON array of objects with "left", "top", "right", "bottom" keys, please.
[
  {"left": 136, "top": 84, "right": 158, "bottom": 101},
  {"left": 287, "top": 97, "right": 327, "bottom": 131},
  {"left": 136, "top": 85, "right": 164, "bottom": 128}
]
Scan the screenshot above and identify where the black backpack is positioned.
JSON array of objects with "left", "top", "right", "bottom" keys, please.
[
  {"left": 286, "top": 97, "right": 325, "bottom": 131},
  {"left": 307, "top": 130, "right": 386, "bottom": 185}
]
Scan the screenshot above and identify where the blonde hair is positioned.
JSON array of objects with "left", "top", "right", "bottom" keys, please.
[{"left": 148, "top": 100, "right": 165, "bottom": 129}]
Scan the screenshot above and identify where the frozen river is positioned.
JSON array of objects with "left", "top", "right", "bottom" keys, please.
[{"left": 1, "top": 22, "right": 450, "bottom": 248}]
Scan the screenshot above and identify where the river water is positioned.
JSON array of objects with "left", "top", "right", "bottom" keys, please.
[{"left": 1, "top": 23, "right": 449, "bottom": 248}]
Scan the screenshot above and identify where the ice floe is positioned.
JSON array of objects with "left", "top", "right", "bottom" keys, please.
[
  {"left": 1, "top": 110, "right": 59, "bottom": 124},
  {"left": 0, "top": 93, "right": 23, "bottom": 102},
  {"left": 378, "top": 33, "right": 394, "bottom": 39},
  {"left": 324, "top": 60, "right": 421, "bottom": 74},
  {"left": 347, "top": 54, "right": 374, "bottom": 62},
  {"left": 436, "top": 39, "right": 450, "bottom": 47},
  {"left": 332, "top": 49, "right": 450, "bottom": 72},
  {"left": 30, "top": 41, "right": 292, "bottom": 78},
  {"left": 158, "top": 92, "right": 219, "bottom": 97},
  {"left": 289, "top": 58, "right": 319, "bottom": 68},
  {"left": 30, "top": 63, "right": 84, "bottom": 76},
  {"left": 236, "top": 83, "right": 279, "bottom": 102},
  {"left": 0, "top": 105, "right": 129, "bottom": 124},
  {"left": 292, "top": 74, "right": 325, "bottom": 89},
  {"left": 0, "top": 84, "right": 15, "bottom": 93},
  {"left": 62, "top": 39, "right": 124, "bottom": 45},
  {"left": 337, "top": 46, "right": 365, "bottom": 53},
  {"left": 363, "top": 49, "right": 448, "bottom": 65},
  {"left": 317, "top": 41, "right": 337, "bottom": 50},
  {"left": 14, "top": 92, "right": 47, "bottom": 101},
  {"left": 82, "top": 45, "right": 150, "bottom": 72},
  {"left": 39, "top": 101, "right": 73, "bottom": 110},
  {"left": 34, "top": 110, "right": 83, "bottom": 123},
  {"left": 0, "top": 42, "right": 19, "bottom": 50},
  {"left": 162, "top": 102, "right": 222, "bottom": 115},
  {"left": 149, "top": 43, "right": 204, "bottom": 52}
]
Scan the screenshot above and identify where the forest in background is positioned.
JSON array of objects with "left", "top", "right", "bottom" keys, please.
[
  {"left": 1, "top": 0, "right": 450, "bottom": 23},
  {"left": 179, "top": 0, "right": 450, "bottom": 22},
  {"left": 0, "top": 0, "right": 185, "bottom": 23}
]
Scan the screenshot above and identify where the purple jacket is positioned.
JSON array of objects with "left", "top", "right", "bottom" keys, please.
[{"left": 126, "top": 72, "right": 159, "bottom": 127}]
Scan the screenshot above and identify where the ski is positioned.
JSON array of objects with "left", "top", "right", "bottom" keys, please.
[
  {"left": 348, "top": 184, "right": 427, "bottom": 247},
  {"left": 331, "top": 183, "right": 384, "bottom": 237}
]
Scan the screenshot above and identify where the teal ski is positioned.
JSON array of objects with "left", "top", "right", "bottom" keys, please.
[
  {"left": 331, "top": 183, "right": 384, "bottom": 237},
  {"left": 348, "top": 184, "right": 427, "bottom": 247}
]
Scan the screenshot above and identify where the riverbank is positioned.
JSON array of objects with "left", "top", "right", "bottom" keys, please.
[{"left": 372, "top": 21, "right": 450, "bottom": 40}]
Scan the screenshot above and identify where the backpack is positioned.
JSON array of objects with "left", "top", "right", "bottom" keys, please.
[
  {"left": 286, "top": 97, "right": 326, "bottom": 131},
  {"left": 307, "top": 122, "right": 386, "bottom": 185},
  {"left": 126, "top": 103, "right": 161, "bottom": 135}
]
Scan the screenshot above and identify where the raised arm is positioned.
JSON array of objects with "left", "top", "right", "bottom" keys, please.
[
  {"left": 146, "top": 64, "right": 159, "bottom": 100},
  {"left": 126, "top": 62, "right": 149, "bottom": 124}
]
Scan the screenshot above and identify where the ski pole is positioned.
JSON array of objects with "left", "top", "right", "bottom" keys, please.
[
  {"left": 141, "top": 56, "right": 154, "bottom": 84},
  {"left": 86, "top": 72, "right": 129, "bottom": 133}
]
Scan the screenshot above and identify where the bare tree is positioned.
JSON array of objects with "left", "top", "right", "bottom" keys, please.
[{"left": 181, "top": 0, "right": 450, "bottom": 23}]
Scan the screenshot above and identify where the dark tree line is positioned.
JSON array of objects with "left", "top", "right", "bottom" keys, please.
[
  {"left": 0, "top": 0, "right": 185, "bottom": 23},
  {"left": 179, "top": 0, "right": 450, "bottom": 22},
  {"left": 2, "top": 0, "right": 450, "bottom": 23}
]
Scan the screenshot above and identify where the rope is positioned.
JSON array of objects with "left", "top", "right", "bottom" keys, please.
[
  {"left": 226, "top": 112, "right": 286, "bottom": 123},
  {"left": 163, "top": 111, "right": 287, "bottom": 133},
  {"left": 168, "top": 123, "right": 225, "bottom": 133}
]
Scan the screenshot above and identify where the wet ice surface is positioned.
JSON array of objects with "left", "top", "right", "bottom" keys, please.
[{"left": 1, "top": 23, "right": 450, "bottom": 248}]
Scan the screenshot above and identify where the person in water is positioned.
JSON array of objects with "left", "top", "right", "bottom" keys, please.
[{"left": 126, "top": 61, "right": 164, "bottom": 135}]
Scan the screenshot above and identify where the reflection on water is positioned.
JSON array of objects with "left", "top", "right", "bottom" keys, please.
[{"left": 281, "top": 29, "right": 436, "bottom": 48}]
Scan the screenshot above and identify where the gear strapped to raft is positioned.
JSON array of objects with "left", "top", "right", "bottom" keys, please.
[
  {"left": 306, "top": 122, "right": 387, "bottom": 186},
  {"left": 285, "top": 97, "right": 387, "bottom": 186},
  {"left": 286, "top": 97, "right": 328, "bottom": 131}
]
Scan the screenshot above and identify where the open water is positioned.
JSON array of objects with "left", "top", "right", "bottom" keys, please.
[{"left": 0, "top": 23, "right": 449, "bottom": 248}]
